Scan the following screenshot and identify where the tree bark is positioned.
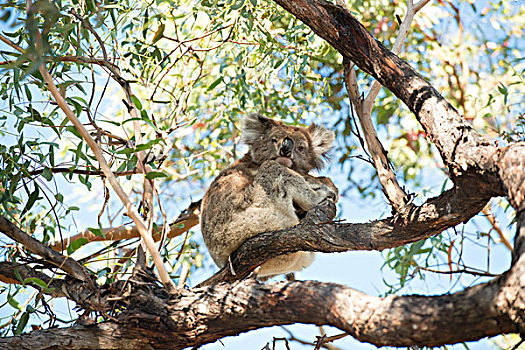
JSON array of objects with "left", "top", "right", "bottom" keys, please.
[{"left": 0, "top": 269, "right": 520, "bottom": 349}]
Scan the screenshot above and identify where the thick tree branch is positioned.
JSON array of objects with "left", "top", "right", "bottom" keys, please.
[
  {"left": 272, "top": 0, "right": 507, "bottom": 193},
  {"left": 0, "top": 271, "right": 519, "bottom": 349}
]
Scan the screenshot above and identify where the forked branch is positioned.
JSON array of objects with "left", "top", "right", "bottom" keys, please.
[{"left": 342, "top": 0, "right": 431, "bottom": 211}]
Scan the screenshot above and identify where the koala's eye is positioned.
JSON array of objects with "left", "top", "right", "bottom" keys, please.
[
  {"left": 271, "top": 138, "right": 278, "bottom": 144},
  {"left": 297, "top": 146, "right": 306, "bottom": 153}
]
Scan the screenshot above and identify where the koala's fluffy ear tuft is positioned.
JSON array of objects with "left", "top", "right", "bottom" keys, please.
[
  {"left": 241, "top": 113, "right": 278, "bottom": 145},
  {"left": 308, "top": 123, "right": 335, "bottom": 161}
]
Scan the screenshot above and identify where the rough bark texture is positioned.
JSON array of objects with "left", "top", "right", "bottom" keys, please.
[
  {"left": 0, "top": 275, "right": 520, "bottom": 350},
  {"left": 1, "top": 0, "right": 524, "bottom": 348}
]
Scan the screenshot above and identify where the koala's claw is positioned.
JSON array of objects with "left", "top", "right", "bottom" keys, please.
[{"left": 327, "top": 191, "right": 337, "bottom": 201}]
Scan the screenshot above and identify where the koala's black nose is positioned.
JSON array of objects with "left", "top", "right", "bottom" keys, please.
[{"left": 280, "top": 137, "right": 293, "bottom": 157}]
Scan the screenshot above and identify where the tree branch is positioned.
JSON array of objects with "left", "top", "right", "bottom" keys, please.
[
  {"left": 0, "top": 216, "right": 92, "bottom": 284},
  {"left": 0, "top": 272, "right": 519, "bottom": 349},
  {"left": 200, "top": 183, "right": 489, "bottom": 285},
  {"left": 272, "top": 0, "right": 503, "bottom": 192},
  {"left": 344, "top": 59, "right": 409, "bottom": 211},
  {"left": 341, "top": 0, "right": 431, "bottom": 211},
  {"left": 48, "top": 200, "right": 200, "bottom": 252},
  {"left": 0, "top": 261, "right": 108, "bottom": 311}
]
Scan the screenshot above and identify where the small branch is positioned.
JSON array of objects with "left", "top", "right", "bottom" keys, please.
[
  {"left": 48, "top": 200, "right": 201, "bottom": 252},
  {"left": 0, "top": 216, "right": 92, "bottom": 283},
  {"left": 482, "top": 206, "right": 513, "bottom": 252},
  {"left": 415, "top": 265, "right": 499, "bottom": 277},
  {"left": 29, "top": 167, "right": 139, "bottom": 177},
  {"left": 340, "top": 0, "right": 432, "bottom": 212},
  {"left": 0, "top": 34, "right": 24, "bottom": 53},
  {"left": 37, "top": 60, "right": 175, "bottom": 290},
  {"left": 69, "top": 9, "right": 108, "bottom": 62},
  {"left": 344, "top": 59, "right": 409, "bottom": 211},
  {"left": 414, "top": 0, "right": 432, "bottom": 12}
]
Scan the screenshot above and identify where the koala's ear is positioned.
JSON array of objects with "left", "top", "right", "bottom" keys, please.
[
  {"left": 308, "top": 123, "right": 335, "bottom": 157},
  {"left": 241, "top": 113, "right": 278, "bottom": 144}
]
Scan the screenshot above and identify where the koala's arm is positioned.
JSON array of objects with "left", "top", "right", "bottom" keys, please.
[{"left": 255, "top": 160, "right": 336, "bottom": 211}]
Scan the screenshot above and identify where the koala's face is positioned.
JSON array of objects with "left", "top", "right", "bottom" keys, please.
[{"left": 241, "top": 114, "right": 335, "bottom": 174}]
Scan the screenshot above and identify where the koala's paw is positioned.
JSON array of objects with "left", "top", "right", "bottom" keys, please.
[
  {"left": 315, "top": 176, "right": 339, "bottom": 199},
  {"left": 310, "top": 184, "right": 337, "bottom": 202}
]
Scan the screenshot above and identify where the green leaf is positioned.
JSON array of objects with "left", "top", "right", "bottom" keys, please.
[
  {"left": 41, "top": 167, "right": 53, "bottom": 181},
  {"left": 27, "top": 105, "right": 42, "bottom": 121},
  {"left": 26, "top": 305, "right": 36, "bottom": 313},
  {"left": 21, "top": 186, "right": 40, "bottom": 216},
  {"left": 131, "top": 95, "right": 143, "bottom": 110},
  {"left": 88, "top": 227, "right": 104, "bottom": 237},
  {"left": 231, "top": 0, "right": 245, "bottom": 10},
  {"left": 206, "top": 77, "right": 223, "bottom": 91},
  {"left": 8, "top": 295, "right": 22, "bottom": 311},
  {"left": 145, "top": 171, "right": 167, "bottom": 179},
  {"left": 14, "top": 311, "right": 29, "bottom": 335},
  {"left": 65, "top": 126, "right": 83, "bottom": 139},
  {"left": 23, "top": 278, "right": 54, "bottom": 293},
  {"left": 55, "top": 193, "right": 64, "bottom": 202},
  {"left": 66, "top": 238, "right": 89, "bottom": 255},
  {"left": 152, "top": 22, "right": 165, "bottom": 43},
  {"left": 116, "top": 147, "right": 135, "bottom": 155}
]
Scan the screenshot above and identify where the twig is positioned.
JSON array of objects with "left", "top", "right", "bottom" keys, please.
[
  {"left": 0, "top": 34, "right": 24, "bottom": 53},
  {"left": 29, "top": 166, "right": 139, "bottom": 177},
  {"left": 482, "top": 205, "right": 513, "bottom": 252},
  {"left": 415, "top": 265, "right": 499, "bottom": 277}
]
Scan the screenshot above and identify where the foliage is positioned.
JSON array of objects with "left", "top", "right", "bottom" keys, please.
[{"left": 0, "top": 0, "right": 523, "bottom": 347}]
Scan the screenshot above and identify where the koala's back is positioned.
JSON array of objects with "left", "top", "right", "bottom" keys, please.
[{"left": 200, "top": 155, "right": 299, "bottom": 268}]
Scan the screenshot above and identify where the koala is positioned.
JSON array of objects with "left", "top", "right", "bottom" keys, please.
[{"left": 200, "top": 113, "right": 337, "bottom": 277}]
